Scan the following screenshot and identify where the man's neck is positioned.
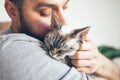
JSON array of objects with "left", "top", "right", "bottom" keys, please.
[{"left": 11, "top": 22, "right": 20, "bottom": 33}]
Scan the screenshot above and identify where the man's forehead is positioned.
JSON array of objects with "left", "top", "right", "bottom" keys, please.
[
  {"left": 23, "top": 0, "right": 69, "bottom": 7},
  {"left": 29, "top": 0, "right": 69, "bottom": 4}
]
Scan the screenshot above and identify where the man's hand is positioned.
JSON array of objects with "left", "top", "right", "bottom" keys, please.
[
  {"left": 69, "top": 38, "right": 102, "bottom": 74},
  {"left": 69, "top": 38, "right": 120, "bottom": 80}
]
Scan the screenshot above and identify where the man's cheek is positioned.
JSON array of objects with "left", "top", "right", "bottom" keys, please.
[
  {"left": 38, "top": 19, "right": 51, "bottom": 29},
  {"left": 32, "top": 19, "right": 51, "bottom": 35}
]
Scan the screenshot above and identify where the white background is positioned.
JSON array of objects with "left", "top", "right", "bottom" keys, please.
[{"left": 0, "top": 0, "right": 120, "bottom": 48}]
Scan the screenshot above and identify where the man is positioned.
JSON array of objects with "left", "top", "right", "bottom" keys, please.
[{"left": 0, "top": 0, "right": 119, "bottom": 80}]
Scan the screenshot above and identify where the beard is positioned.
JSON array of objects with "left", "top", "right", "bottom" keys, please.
[
  {"left": 18, "top": 9, "right": 62, "bottom": 42},
  {"left": 19, "top": 11, "right": 46, "bottom": 42}
]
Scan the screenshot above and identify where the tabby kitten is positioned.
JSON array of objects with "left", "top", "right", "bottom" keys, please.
[{"left": 44, "top": 13, "right": 90, "bottom": 64}]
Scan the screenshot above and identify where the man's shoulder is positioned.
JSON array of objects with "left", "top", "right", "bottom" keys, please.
[
  {"left": 0, "top": 34, "right": 49, "bottom": 67},
  {"left": 0, "top": 34, "right": 45, "bottom": 53},
  {"left": 0, "top": 33, "right": 40, "bottom": 43},
  {"left": 0, "top": 34, "right": 92, "bottom": 80}
]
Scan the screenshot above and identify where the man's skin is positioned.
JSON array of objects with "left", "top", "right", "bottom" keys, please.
[{"left": 5, "top": 0, "right": 120, "bottom": 80}]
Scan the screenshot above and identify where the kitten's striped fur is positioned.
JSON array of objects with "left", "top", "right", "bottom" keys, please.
[{"left": 44, "top": 13, "right": 90, "bottom": 63}]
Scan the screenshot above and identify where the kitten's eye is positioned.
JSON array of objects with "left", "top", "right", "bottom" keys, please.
[
  {"left": 70, "top": 47, "right": 73, "bottom": 50},
  {"left": 39, "top": 7, "right": 52, "bottom": 17},
  {"left": 57, "top": 50, "right": 63, "bottom": 54},
  {"left": 71, "top": 33, "right": 76, "bottom": 38},
  {"left": 78, "top": 39, "right": 83, "bottom": 44}
]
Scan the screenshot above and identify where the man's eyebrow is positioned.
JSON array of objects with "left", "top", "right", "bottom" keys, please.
[
  {"left": 36, "top": 3, "right": 54, "bottom": 8},
  {"left": 36, "top": 0, "right": 70, "bottom": 8}
]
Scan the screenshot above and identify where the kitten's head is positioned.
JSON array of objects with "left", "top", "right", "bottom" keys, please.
[
  {"left": 44, "top": 26, "right": 90, "bottom": 62},
  {"left": 44, "top": 12, "right": 90, "bottom": 62}
]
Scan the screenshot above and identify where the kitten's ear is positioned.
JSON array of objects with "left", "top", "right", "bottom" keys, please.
[
  {"left": 73, "top": 26, "right": 90, "bottom": 39},
  {"left": 50, "top": 12, "right": 63, "bottom": 30}
]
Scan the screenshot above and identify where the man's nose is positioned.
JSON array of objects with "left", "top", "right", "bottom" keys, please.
[{"left": 56, "top": 9, "right": 68, "bottom": 25}]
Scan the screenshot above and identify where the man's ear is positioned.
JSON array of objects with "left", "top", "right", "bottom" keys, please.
[{"left": 4, "top": 0, "right": 19, "bottom": 22}]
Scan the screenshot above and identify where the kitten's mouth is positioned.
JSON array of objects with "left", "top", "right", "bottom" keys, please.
[{"left": 51, "top": 48, "right": 58, "bottom": 55}]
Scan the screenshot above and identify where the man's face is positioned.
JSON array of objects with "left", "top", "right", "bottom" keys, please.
[{"left": 18, "top": 0, "right": 69, "bottom": 41}]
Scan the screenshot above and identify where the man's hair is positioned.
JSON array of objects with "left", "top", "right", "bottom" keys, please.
[{"left": 9, "top": 0, "right": 23, "bottom": 8}]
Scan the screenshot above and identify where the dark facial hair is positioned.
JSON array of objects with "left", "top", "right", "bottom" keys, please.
[
  {"left": 18, "top": 8, "right": 45, "bottom": 42},
  {"left": 18, "top": 8, "right": 62, "bottom": 42}
]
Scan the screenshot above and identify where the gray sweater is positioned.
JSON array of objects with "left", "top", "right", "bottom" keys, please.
[{"left": 0, "top": 29, "right": 92, "bottom": 80}]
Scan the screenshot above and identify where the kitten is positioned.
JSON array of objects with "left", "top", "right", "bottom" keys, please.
[{"left": 44, "top": 13, "right": 90, "bottom": 64}]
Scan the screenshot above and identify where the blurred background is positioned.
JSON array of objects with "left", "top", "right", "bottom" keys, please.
[
  {"left": 0, "top": 2, "right": 120, "bottom": 80},
  {"left": 0, "top": 0, "right": 120, "bottom": 62}
]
